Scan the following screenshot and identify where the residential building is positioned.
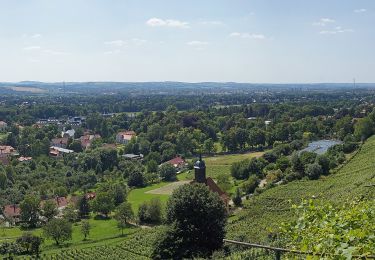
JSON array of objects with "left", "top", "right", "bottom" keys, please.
[
  {"left": 61, "top": 129, "right": 75, "bottom": 138},
  {"left": 116, "top": 131, "right": 136, "bottom": 144},
  {"left": 49, "top": 146, "right": 74, "bottom": 157},
  {"left": 166, "top": 156, "right": 187, "bottom": 170},
  {"left": 80, "top": 134, "right": 101, "bottom": 150},
  {"left": 51, "top": 137, "right": 69, "bottom": 148}
]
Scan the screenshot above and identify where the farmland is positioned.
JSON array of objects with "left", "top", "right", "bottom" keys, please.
[{"left": 226, "top": 136, "right": 375, "bottom": 243}]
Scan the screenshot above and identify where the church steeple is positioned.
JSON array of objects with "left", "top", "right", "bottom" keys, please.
[{"left": 194, "top": 154, "right": 206, "bottom": 183}]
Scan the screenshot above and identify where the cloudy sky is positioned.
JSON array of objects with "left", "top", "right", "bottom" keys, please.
[{"left": 0, "top": 0, "right": 374, "bottom": 83}]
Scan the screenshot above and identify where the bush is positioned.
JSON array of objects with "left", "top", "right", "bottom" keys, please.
[
  {"left": 158, "top": 163, "right": 177, "bottom": 181},
  {"left": 138, "top": 198, "right": 162, "bottom": 224},
  {"left": 232, "top": 188, "right": 242, "bottom": 207},
  {"left": 241, "top": 175, "right": 259, "bottom": 194},
  {"left": 127, "top": 171, "right": 144, "bottom": 187},
  {"left": 305, "top": 163, "right": 322, "bottom": 180}
]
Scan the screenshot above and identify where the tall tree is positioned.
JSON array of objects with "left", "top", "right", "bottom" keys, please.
[
  {"left": 20, "top": 195, "right": 41, "bottom": 228},
  {"left": 43, "top": 219, "right": 72, "bottom": 245},
  {"left": 115, "top": 202, "right": 134, "bottom": 235},
  {"left": 152, "top": 184, "right": 227, "bottom": 259}
]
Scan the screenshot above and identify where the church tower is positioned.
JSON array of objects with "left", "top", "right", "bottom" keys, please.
[{"left": 194, "top": 154, "right": 206, "bottom": 184}]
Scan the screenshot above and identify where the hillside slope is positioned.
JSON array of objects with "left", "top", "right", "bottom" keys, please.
[{"left": 227, "top": 136, "right": 375, "bottom": 243}]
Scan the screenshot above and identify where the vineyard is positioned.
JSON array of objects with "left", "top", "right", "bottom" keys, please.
[
  {"left": 18, "top": 228, "right": 162, "bottom": 260},
  {"left": 227, "top": 136, "right": 375, "bottom": 243}
]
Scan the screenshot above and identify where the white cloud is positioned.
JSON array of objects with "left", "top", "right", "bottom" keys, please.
[
  {"left": 146, "top": 18, "right": 189, "bottom": 28},
  {"left": 199, "top": 20, "right": 224, "bottom": 26},
  {"left": 354, "top": 8, "right": 367, "bottom": 13},
  {"left": 230, "top": 32, "right": 266, "bottom": 40},
  {"left": 187, "top": 41, "right": 209, "bottom": 46},
  {"left": 320, "top": 26, "right": 353, "bottom": 35},
  {"left": 23, "top": 46, "right": 41, "bottom": 51},
  {"left": 31, "top": 33, "right": 42, "bottom": 39},
  {"left": 104, "top": 40, "right": 127, "bottom": 47},
  {"left": 28, "top": 58, "right": 40, "bottom": 63},
  {"left": 131, "top": 38, "right": 147, "bottom": 45},
  {"left": 313, "top": 18, "right": 336, "bottom": 26},
  {"left": 43, "top": 49, "right": 69, "bottom": 55},
  {"left": 104, "top": 49, "right": 121, "bottom": 55}
]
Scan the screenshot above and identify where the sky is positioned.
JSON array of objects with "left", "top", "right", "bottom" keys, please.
[{"left": 0, "top": 0, "right": 374, "bottom": 83}]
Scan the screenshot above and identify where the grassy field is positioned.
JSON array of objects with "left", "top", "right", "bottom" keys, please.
[
  {"left": 128, "top": 182, "right": 170, "bottom": 212},
  {"left": 0, "top": 217, "right": 139, "bottom": 255},
  {"left": 204, "top": 151, "right": 265, "bottom": 180},
  {"left": 227, "top": 136, "right": 375, "bottom": 243}
]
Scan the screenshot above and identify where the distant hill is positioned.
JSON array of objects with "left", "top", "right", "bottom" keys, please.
[{"left": 227, "top": 135, "right": 375, "bottom": 243}]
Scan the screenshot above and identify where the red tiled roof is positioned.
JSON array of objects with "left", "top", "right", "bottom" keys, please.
[
  {"left": 190, "top": 177, "right": 230, "bottom": 204},
  {"left": 51, "top": 137, "right": 68, "bottom": 146},
  {"left": 3, "top": 204, "right": 21, "bottom": 218},
  {"left": 117, "top": 131, "right": 136, "bottom": 140},
  {"left": 0, "top": 145, "right": 16, "bottom": 155},
  {"left": 18, "top": 156, "right": 32, "bottom": 162},
  {"left": 167, "top": 156, "right": 185, "bottom": 166}
]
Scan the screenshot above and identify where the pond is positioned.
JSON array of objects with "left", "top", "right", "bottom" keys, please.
[{"left": 301, "top": 140, "right": 343, "bottom": 155}]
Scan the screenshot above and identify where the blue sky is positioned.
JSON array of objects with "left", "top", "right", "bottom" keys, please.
[{"left": 0, "top": 0, "right": 374, "bottom": 83}]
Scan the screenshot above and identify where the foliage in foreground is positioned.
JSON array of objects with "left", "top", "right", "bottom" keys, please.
[
  {"left": 152, "top": 184, "right": 227, "bottom": 259},
  {"left": 280, "top": 199, "right": 375, "bottom": 258}
]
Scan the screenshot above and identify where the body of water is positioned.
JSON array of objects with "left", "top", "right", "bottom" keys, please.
[{"left": 301, "top": 140, "right": 343, "bottom": 155}]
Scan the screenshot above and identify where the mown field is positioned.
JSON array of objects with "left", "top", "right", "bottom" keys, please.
[
  {"left": 226, "top": 136, "right": 375, "bottom": 243},
  {"left": 204, "top": 152, "right": 265, "bottom": 180}
]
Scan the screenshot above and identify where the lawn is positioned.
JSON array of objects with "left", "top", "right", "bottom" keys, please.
[
  {"left": 204, "top": 151, "right": 265, "bottom": 180},
  {"left": 0, "top": 217, "right": 139, "bottom": 255},
  {"left": 127, "top": 182, "right": 170, "bottom": 212}
]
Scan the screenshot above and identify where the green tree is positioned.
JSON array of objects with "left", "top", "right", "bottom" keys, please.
[
  {"left": 152, "top": 184, "right": 227, "bottom": 259},
  {"left": 216, "top": 173, "right": 231, "bottom": 193},
  {"left": 43, "top": 219, "right": 72, "bottom": 245},
  {"left": 203, "top": 138, "right": 215, "bottom": 154},
  {"left": 232, "top": 188, "right": 242, "bottom": 207},
  {"left": 138, "top": 198, "right": 163, "bottom": 224},
  {"left": 115, "top": 202, "right": 134, "bottom": 235},
  {"left": 42, "top": 200, "right": 58, "bottom": 221},
  {"left": 68, "top": 140, "right": 83, "bottom": 152},
  {"left": 16, "top": 232, "right": 43, "bottom": 257},
  {"left": 159, "top": 163, "right": 177, "bottom": 181},
  {"left": 354, "top": 117, "right": 374, "bottom": 141},
  {"left": 77, "top": 195, "right": 90, "bottom": 219},
  {"left": 91, "top": 192, "right": 115, "bottom": 217},
  {"left": 63, "top": 205, "right": 79, "bottom": 223},
  {"left": 111, "top": 184, "right": 127, "bottom": 206},
  {"left": 0, "top": 172, "right": 7, "bottom": 190},
  {"left": 20, "top": 195, "right": 40, "bottom": 228},
  {"left": 305, "top": 163, "right": 322, "bottom": 180},
  {"left": 127, "top": 171, "right": 144, "bottom": 187},
  {"left": 146, "top": 159, "right": 158, "bottom": 173},
  {"left": 241, "top": 175, "right": 259, "bottom": 194},
  {"left": 81, "top": 220, "right": 90, "bottom": 240}
]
